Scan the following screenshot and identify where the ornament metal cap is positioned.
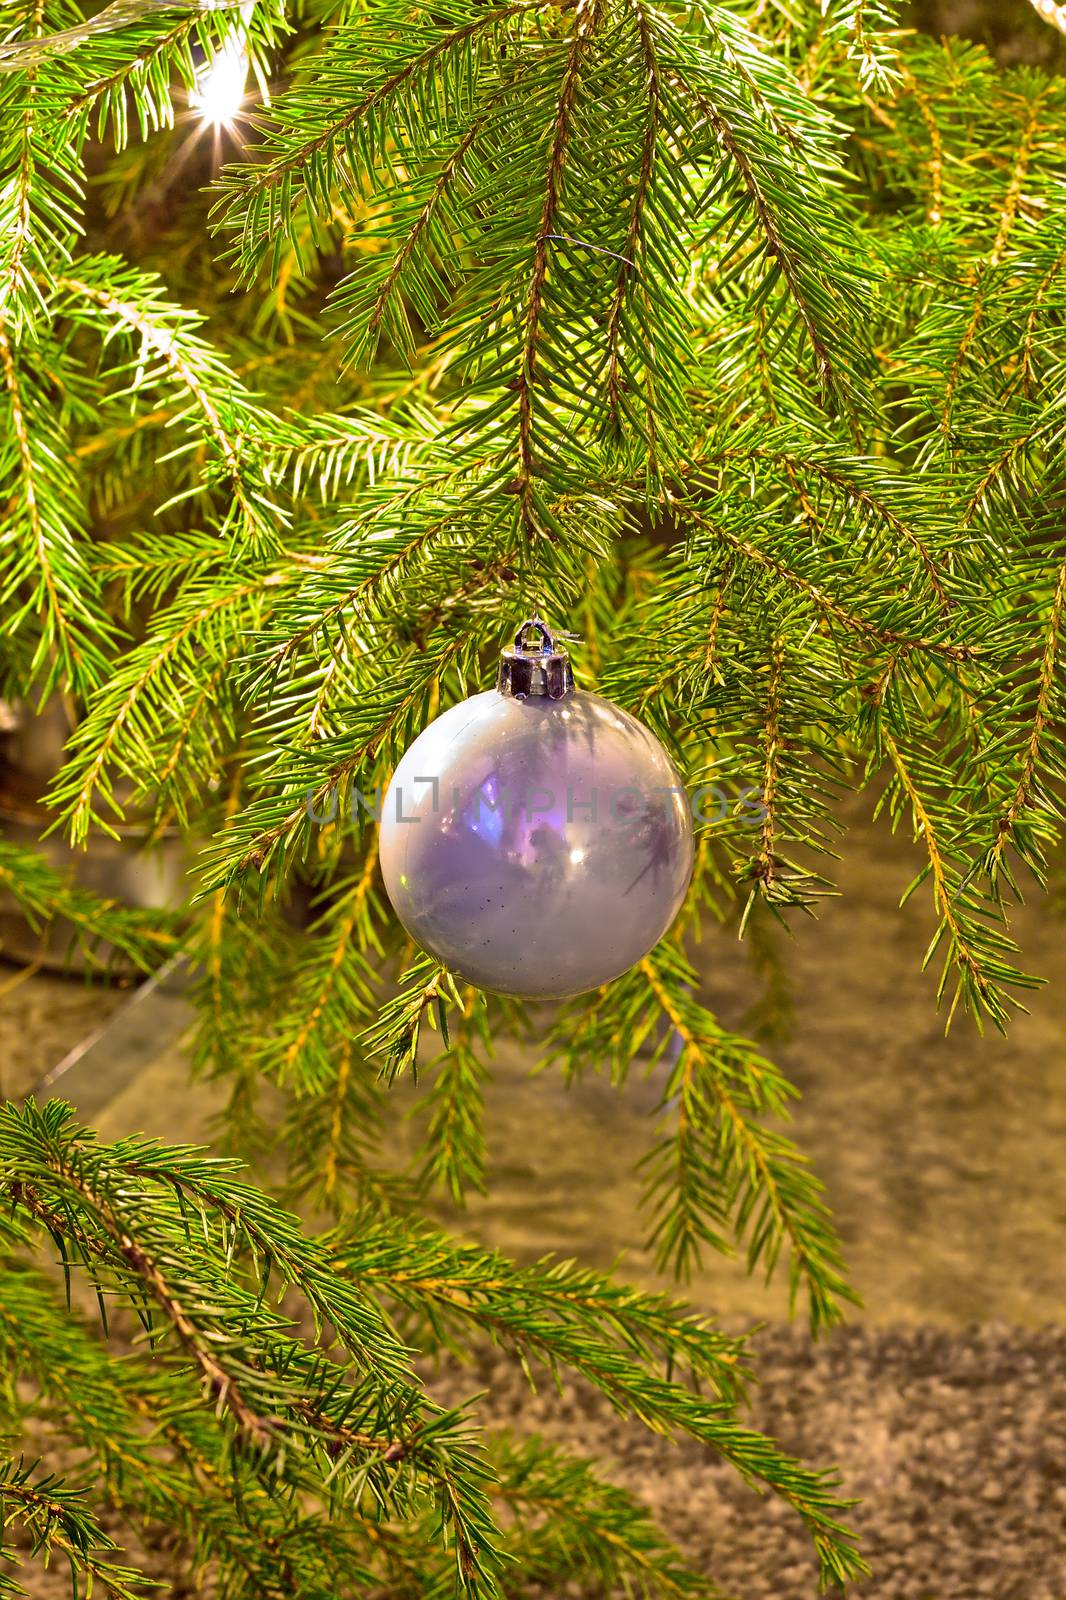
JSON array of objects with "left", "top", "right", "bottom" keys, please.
[{"left": 496, "top": 618, "right": 575, "bottom": 701}]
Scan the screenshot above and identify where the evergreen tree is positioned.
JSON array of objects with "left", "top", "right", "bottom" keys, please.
[{"left": 0, "top": 0, "right": 1063, "bottom": 1592}]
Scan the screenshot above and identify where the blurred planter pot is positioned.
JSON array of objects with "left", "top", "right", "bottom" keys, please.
[{"left": 0, "top": 696, "right": 192, "bottom": 974}]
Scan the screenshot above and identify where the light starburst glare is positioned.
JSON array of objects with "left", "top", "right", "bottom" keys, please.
[{"left": 190, "top": 37, "right": 248, "bottom": 131}]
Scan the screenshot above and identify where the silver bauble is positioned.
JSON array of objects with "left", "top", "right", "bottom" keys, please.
[{"left": 379, "top": 621, "right": 694, "bottom": 999}]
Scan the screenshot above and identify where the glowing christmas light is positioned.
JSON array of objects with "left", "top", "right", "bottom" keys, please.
[{"left": 190, "top": 37, "right": 248, "bottom": 130}]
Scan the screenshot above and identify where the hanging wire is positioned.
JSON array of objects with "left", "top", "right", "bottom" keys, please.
[
  {"left": 0, "top": 0, "right": 246, "bottom": 71},
  {"left": 542, "top": 233, "right": 636, "bottom": 269}
]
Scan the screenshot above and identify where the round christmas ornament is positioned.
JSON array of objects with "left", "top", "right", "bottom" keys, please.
[{"left": 379, "top": 620, "right": 694, "bottom": 999}]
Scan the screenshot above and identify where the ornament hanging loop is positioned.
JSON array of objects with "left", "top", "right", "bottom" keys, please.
[
  {"left": 513, "top": 617, "right": 555, "bottom": 655},
  {"left": 498, "top": 617, "right": 575, "bottom": 701}
]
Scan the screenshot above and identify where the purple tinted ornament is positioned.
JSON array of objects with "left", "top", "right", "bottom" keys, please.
[{"left": 379, "top": 620, "right": 694, "bottom": 999}]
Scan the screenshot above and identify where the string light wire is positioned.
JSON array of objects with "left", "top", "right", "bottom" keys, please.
[{"left": 0, "top": 0, "right": 247, "bottom": 72}]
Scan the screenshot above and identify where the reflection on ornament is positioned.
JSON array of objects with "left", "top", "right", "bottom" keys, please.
[{"left": 379, "top": 620, "right": 694, "bottom": 999}]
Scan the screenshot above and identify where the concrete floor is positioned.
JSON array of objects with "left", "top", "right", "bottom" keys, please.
[{"left": 0, "top": 964, "right": 127, "bottom": 1101}]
